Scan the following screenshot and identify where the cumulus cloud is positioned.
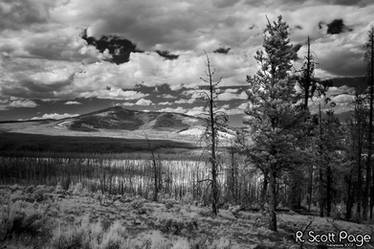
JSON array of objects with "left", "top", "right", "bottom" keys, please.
[
  {"left": 175, "top": 98, "right": 196, "bottom": 104},
  {"left": 0, "top": 0, "right": 373, "bottom": 118},
  {"left": 31, "top": 113, "right": 79, "bottom": 120},
  {"left": 64, "top": 100, "right": 81, "bottom": 105},
  {"left": 0, "top": 0, "right": 56, "bottom": 30},
  {"left": 157, "top": 101, "right": 172, "bottom": 106},
  {"left": 158, "top": 106, "right": 186, "bottom": 113},
  {"left": 331, "top": 94, "right": 355, "bottom": 103},
  {"left": 216, "top": 102, "right": 249, "bottom": 115},
  {"left": 158, "top": 105, "right": 206, "bottom": 116},
  {"left": 328, "top": 85, "right": 356, "bottom": 96},
  {"left": 185, "top": 106, "right": 206, "bottom": 116},
  {"left": 80, "top": 88, "right": 148, "bottom": 100},
  {"left": 7, "top": 98, "right": 38, "bottom": 108},
  {"left": 218, "top": 91, "right": 247, "bottom": 101},
  {"left": 135, "top": 98, "right": 152, "bottom": 106}
]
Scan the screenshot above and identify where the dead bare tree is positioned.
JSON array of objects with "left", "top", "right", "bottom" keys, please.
[
  {"left": 145, "top": 136, "right": 161, "bottom": 202},
  {"left": 200, "top": 53, "right": 228, "bottom": 215}
]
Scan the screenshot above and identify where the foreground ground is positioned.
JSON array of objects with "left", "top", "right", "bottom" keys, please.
[{"left": 1, "top": 185, "right": 373, "bottom": 249}]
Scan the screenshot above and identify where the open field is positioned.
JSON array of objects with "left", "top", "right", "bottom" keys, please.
[
  {"left": 0, "top": 132, "right": 199, "bottom": 155},
  {"left": 2, "top": 184, "right": 373, "bottom": 249}
]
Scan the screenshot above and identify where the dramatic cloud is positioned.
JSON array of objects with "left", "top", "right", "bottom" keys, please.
[
  {"left": 155, "top": 50, "right": 179, "bottom": 60},
  {"left": 214, "top": 47, "right": 231, "bottom": 54},
  {"left": 0, "top": 0, "right": 373, "bottom": 120},
  {"left": 326, "top": 19, "right": 352, "bottom": 35},
  {"left": 82, "top": 31, "right": 142, "bottom": 64}
]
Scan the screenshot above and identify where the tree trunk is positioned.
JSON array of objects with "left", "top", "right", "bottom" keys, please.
[
  {"left": 356, "top": 123, "right": 363, "bottom": 220},
  {"left": 229, "top": 147, "right": 237, "bottom": 204},
  {"left": 368, "top": 29, "right": 374, "bottom": 220},
  {"left": 307, "top": 164, "right": 313, "bottom": 212},
  {"left": 318, "top": 103, "right": 325, "bottom": 217},
  {"left": 304, "top": 36, "right": 311, "bottom": 109},
  {"left": 289, "top": 170, "right": 302, "bottom": 210},
  {"left": 151, "top": 150, "right": 159, "bottom": 202},
  {"left": 261, "top": 170, "right": 268, "bottom": 211},
  {"left": 207, "top": 56, "right": 219, "bottom": 216},
  {"left": 345, "top": 173, "right": 354, "bottom": 220},
  {"left": 268, "top": 166, "right": 277, "bottom": 231},
  {"left": 326, "top": 166, "right": 332, "bottom": 217}
]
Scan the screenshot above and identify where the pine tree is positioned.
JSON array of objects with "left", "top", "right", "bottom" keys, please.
[
  {"left": 245, "top": 16, "right": 302, "bottom": 231},
  {"left": 362, "top": 27, "right": 374, "bottom": 220},
  {"left": 348, "top": 93, "right": 368, "bottom": 220},
  {"left": 295, "top": 37, "right": 330, "bottom": 212},
  {"left": 298, "top": 37, "right": 330, "bottom": 109},
  {"left": 366, "top": 27, "right": 374, "bottom": 219}
]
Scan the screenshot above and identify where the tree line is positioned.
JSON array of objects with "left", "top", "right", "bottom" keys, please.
[{"left": 203, "top": 15, "right": 374, "bottom": 232}]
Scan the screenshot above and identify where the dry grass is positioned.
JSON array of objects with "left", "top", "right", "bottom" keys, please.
[{"left": 2, "top": 184, "right": 372, "bottom": 249}]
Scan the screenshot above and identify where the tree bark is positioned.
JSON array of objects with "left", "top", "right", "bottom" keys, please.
[
  {"left": 207, "top": 56, "right": 219, "bottom": 216},
  {"left": 269, "top": 166, "right": 277, "bottom": 231},
  {"left": 307, "top": 164, "right": 313, "bottom": 212},
  {"left": 345, "top": 173, "right": 354, "bottom": 220},
  {"left": 260, "top": 170, "right": 268, "bottom": 211},
  {"left": 318, "top": 103, "right": 325, "bottom": 217},
  {"left": 356, "top": 118, "right": 363, "bottom": 220},
  {"left": 326, "top": 165, "right": 332, "bottom": 217}
]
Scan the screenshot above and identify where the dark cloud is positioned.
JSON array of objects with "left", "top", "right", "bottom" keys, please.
[
  {"left": 326, "top": 19, "right": 353, "bottom": 35},
  {"left": 319, "top": 49, "right": 366, "bottom": 77},
  {"left": 155, "top": 50, "right": 179, "bottom": 60},
  {"left": 214, "top": 47, "right": 231, "bottom": 54},
  {"left": 82, "top": 30, "right": 143, "bottom": 64}
]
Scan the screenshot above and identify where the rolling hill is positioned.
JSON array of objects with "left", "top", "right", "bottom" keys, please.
[
  {"left": 0, "top": 106, "right": 235, "bottom": 151},
  {"left": 63, "top": 106, "right": 203, "bottom": 132}
]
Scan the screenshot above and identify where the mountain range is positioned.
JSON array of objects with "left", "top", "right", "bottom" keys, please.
[{"left": 0, "top": 106, "right": 234, "bottom": 146}]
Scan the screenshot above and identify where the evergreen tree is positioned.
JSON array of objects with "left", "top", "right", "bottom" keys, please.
[
  {"left": 245, "top": 16, "right": 303, "bottom": 231},
  {"left": 365, "top": 27, "right": 374, "bottom": 219},
  {"left": 293, "top": 37, "right": 331, "bottom": 211}
]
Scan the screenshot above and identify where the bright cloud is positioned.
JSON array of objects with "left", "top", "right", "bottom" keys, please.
[
  {"left": 31, "top": 113, "right": 79, "bottom": 120},
  {"left": 8, "top": 98, "right": 38, "bottom": 108},
  {"left": 135, "top": 98, "right": 153, "bottom": 106},
  {"left": 0, "top": 0, "right": 372, "bottom": 120},
  {"left": 64, "top": 100, "right": 81, "bottom": 105}
]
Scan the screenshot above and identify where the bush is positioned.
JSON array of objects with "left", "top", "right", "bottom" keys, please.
[
  {"left": 0, "top": 200, "right": 50, "bottom": 242},
  {"left": 50, "top": 216, "right": 129, "bottom": 249}
]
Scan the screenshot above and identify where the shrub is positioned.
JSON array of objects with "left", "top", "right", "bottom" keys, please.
[
  {"left": 50, "top": 216, "right": 130, "bottom": 249},
  {"left": 0, "top": 200, "right": 50, "bottom": 242}
]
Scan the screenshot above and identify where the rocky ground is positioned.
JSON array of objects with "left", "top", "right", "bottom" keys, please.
[{"left": 1, "top": 184, "right": 373, "bottom": 249}]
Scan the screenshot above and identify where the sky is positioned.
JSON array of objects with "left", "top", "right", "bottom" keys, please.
[{"left": 0, "top": 0, "right": 373, "bottom": 121}]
